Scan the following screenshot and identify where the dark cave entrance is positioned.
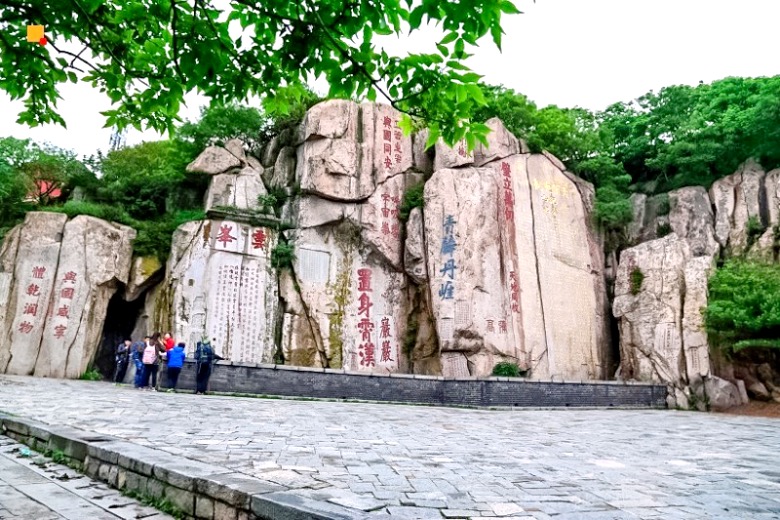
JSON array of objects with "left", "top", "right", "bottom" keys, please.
[{"left": 95, "top": 291, "right": 146, "bottom": 379}]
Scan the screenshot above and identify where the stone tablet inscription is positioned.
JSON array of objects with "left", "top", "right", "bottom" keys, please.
[{"left": 298, "top": 248, "right": 331, "bottom": 284}]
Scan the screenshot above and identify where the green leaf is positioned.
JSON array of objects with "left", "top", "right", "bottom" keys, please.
[{"left": 439, "top": 31, "right": 458, "bottom": 45}]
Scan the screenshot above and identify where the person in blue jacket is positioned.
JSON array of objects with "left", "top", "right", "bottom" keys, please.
[
  {"left": 166, "top": 342, "right": 186, "bottom": 392},
  {"left": 130, "top": 340, "right": 146, "bottom": 389}
]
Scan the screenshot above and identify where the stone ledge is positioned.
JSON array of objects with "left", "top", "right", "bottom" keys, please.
[{"left": 0, "top": 413, "right": 367, "bottom": 520}]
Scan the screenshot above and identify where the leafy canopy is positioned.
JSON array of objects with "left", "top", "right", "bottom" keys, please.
[
  {"left": 706, "top": 260, "right": 780, "bottom": 352},
  {"left": 0, "top": 0, "right": 523, "bottom": 147}
]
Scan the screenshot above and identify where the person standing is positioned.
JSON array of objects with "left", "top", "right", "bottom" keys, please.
[
  {"left": 163, "top": 332, "right": 175, "bottom": 352},
  {"left": 166, "top": 342, "right": 186, "bottom": 392},
  {"left": 141, "top": 335, "right": 165, "bottom": 391},
  {"left": 113, "top": 339, "right": 131, "bottom": 384},
  {"left": 131, "top": 340, "right": 146, "bottom": 389},
  {"left": 194, "top": 338, "right": 223, "bottom": 395}
]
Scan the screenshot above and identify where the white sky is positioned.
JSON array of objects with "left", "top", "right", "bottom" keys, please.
[{"left": 1, "top": 0, "right": 779, "bottom": 157}]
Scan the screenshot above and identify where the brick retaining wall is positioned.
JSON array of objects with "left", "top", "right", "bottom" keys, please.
[{"left": 155, "top": 361, "right": 667, "bottom": 409}]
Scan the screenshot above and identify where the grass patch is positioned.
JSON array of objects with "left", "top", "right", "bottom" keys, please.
[
  {"left": 629, "top": 267, "right": 644, "bottom": 295},
  {"left": 79, "top": 367, "right": 103, "bottom": 381}
]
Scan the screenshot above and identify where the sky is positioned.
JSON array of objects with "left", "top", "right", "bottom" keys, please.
[{"left": 1, "top": 0, "right": 779, "bottom": 157}]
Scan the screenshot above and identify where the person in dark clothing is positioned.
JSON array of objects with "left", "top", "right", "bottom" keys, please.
[
  {"left": 166, "top": 342, "right": 186, "bottom": 392},
  {"left": 131, "top": 341, "right": 146, "bottom": 389},
  {"left": 194, "top": 338, "right": 223, "bottom": 394},
  {"left": 113, "top": 339, "right": 131, "bottom": 384}
]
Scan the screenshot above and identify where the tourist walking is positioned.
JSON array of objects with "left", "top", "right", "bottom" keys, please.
[
  {"left": 194, "top": 338, "right": 223, "bottom": 395},
  {"left": 113, "top": 339, "right": 131, "bottom": 384},
  {"left": 131, "top": 340, "right": 146, "bottom": 389},
  {"left": 166, "top": 342, "right": 186, "bottom": 392},
  {"left": 141, "top": 335, "right": 165, "bottom": 391}
]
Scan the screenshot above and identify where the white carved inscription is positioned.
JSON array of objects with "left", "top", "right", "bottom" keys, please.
[{"left": 298, "top": 248, "right": 331, "bottom": 284}]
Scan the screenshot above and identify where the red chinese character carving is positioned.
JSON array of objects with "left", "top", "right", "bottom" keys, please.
[
  {"left": 357, "top": 268, "right": 372, "bottom": 292},
  {"left": 505, "top": 209, "right": 514, "bottom": 222},
  {"left": 381, "top": 192, "right": 391, "bottom": 218},
  {"left": 216, "top": 225, "right": 237, "bottom": 247},
  {"left": 32, "top": 266, "right": 46, "bottom": 279},
  {"left": 384, "top": 156, "right": 393, "bottom": 169},
  {"left": 395, "top": 153, "right": 402, "bottom": 164},
  {"left": 357, "top": 293, "right": 373, "bottom": 317},
  {"left": 394, "top": 130, "right": 402, "bottom": 141},
  {"left": 486, "top": 319, "right": 495, "bottom": 333},
  {"left": 501, "top": 162, "right": 511, "bottom": 176},
  {"left": 252, "top": 229, "right": 267, "bottom": 250},
  {"left": 383, "top": 142, "right": 392, "bottom": 154},
  {"left": 381, "top": 222, "right": 391, "bottom": 235},
  {"left": 63, "top": 271, "right": 77, "bottom": 282},
  {"left": 23, "top": 303, "right": 37, "bottom": 316},
  {"left": 57, "top": 305, "right": 70, "bottom": 318},
  {"left": 457, "top": 144, "right": 466, "bottom": 157},
  {"left": 18, "top": 321, "right": 33, "bottom": 334},
  {"left": 357, "top": 317, "right": 374, "bottom": 342},
  {"left": 391, "top": 224, "right": 400, "bottom": 239},
  {"left": 383, "top": 129, "right": 392, "bottom": 141},
  {"left": 383, "top": 116, "right": 392, "bottom": 128},
  {"left": 54, "top": 324, "right": 67, "bottom": 338},
  {"left": 380, "top": 317, "right": 391, "bottom": 339},
  {"left": 61, "top": 287, "right": 75, "bottom": 299},
  {"left": 394, "top": 141, "right": 402, "bottom": 153},
  {"left": 380, "top": 341, "right": 393, "bottom": 362},
  {"left": 499, "top": 320, "right": 507, "bottom": 333},
  {"left": 26, "top": 284, "right": 40, "bottom": 296},
  {"left": 505, "top": 189, "right": 514, "bottom": 207},
  {"left": 503, "top": 176, "right": 512, "bottom": 190},
  {"left": 359, "top": 342, "right": 376, "bottom": 367}
]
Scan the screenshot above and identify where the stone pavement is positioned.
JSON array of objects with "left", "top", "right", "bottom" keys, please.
[
  {"left": 1, "top": 375, "right": 780, "bottom": 520},
  {"left": 0, "top": 434, "right": 173, "bottom": 519}
]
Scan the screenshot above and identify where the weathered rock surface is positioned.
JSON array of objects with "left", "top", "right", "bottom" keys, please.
[
  {"left": 186, "top": 146, "right": 242, "bottom": 175},
  {"left": 433, "top": 139, "right": 473, "bottom": 171},
  {"left": 473, "top": 118, "right": 520, "bottom": 167},
  {"left": 423, "top": 153, "right": 607, "bottom": 379},
  {"left": 205, "top": 166, "right": 267, "bottom": 211},
  {"left": 703, "top": 376, "right": 742, "bottom": 410},
  {"left": 669, "top": 187, "right": 719, "bottom": 257},
  {"left": 0, "top": 213, "right": 135, "bottom": 378},
  {"left": 165, "top": 219, "right": 279, "bottom": 362},
  {"left": 124, "top": 256, "right": 163, "bottom": 302},
  {"left": 709, "top": 159, "right": 765, "bottom": 254}
]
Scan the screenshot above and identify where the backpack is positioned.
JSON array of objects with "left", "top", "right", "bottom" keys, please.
[
  {"left": 142, "top": 344, "right": 158, "bottom": 364},
  {"left": 196, "top": 342, "right": 212, "bottom": 364}
]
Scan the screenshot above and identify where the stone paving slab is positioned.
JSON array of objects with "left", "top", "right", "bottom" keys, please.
[
  {"left": 0, "top": 435, "right": 173, "bottom": 519},
  {"left": 1, "top": 375, "right": 780, "bottom": 519}
]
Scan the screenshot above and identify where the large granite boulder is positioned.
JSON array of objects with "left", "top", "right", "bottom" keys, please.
[
  {"left": 205, "top": 166, "right": 267, "bottom": 212},
  {"left": 709, "top": 159, "right": 766, "bottom": 254},
  {"left": 423, "top": 153, "right": 608, "bottom": 379},
  {"left": 164, "top": 219, "right": 279, "bottom": 363},
  {"left": 0, "top": 213, "right": 135, "bottom": 378},
  {"left": 187, "top": 146, "right": 242, "bottom": 175},
  {"left": 669, "top": 187, "right": 719, "bottom": 257}
]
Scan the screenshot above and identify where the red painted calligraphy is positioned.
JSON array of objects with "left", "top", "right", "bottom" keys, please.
[
  {"left": 63, "top": 271, "right": 77, "bottom": 282},
  {"left": 509, "top": 271, "right": 520, "bottom": 313},
  {"left": 357, "top": 318, "right": 374, "bottom": 342},
  {"left": 357, "top": 293, "right": 373, "bottom": 317},
  {"left": 383, "top": 116, "right": 392, "bottom": 128},
  {"left": 357, "top": 268, "right": 372, "bottom": 292},
  {"left": 32, "top": 266, "right": 46, "bottom": 279},
  {"left": 61, "top": 287, "right": 74, "bottom": 299},
  {"left": 18, "top": 321, "right": 33, "bottom": 334},
  {"left": 359, "top": 341, "right": 376, "bottom": 367},
  {"left": 501, "top": 161, "right": 515, "bottom": 223},
  {"left": 383, "top": 129, "right": 392, "bottom": 141},
  {"left": 499, "top": 319, "right": 508, "bottom": 334},
  {"left": 53, "top": 324, "right": 67, "bottom": 338},
  {"left": 26, "top": 284, "right": 40, "bottom": 296},
  {"left": 57, "top": 305, "right": 69, "bottom": 318},
  {"left": 251, "top": 229, "right": 267, "bottom": 250},
  {"left": 486, "top": 319, "right": 495, "bottom": 333},
  {"left": 216, "top": 225, "right": 237, "bottom": 247},
  {"left": 23, "top": 303, "right": 37, "bottom": 316},
  {"left": 380, "top": 317, "right": 390, "bottom": 338}
]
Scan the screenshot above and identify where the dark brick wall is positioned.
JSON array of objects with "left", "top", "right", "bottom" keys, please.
[{"left": 160, "top": 361, "right": 667, "bottom": 409}]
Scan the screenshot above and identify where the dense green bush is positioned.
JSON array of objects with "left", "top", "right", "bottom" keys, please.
[
  {"left": 399, "top": 182, "right": 425, "bottom": 222},
  {"left": 271, "top": 241, "right": 296, "bottom": 270},
  {"left": 492, "top": 361, "right": 525, "bottom": 377},
  {"left": 706, "top": 260, "right": 780, "bottom": 351}
]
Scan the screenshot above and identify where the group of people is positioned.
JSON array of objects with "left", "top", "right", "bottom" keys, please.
[{"left": 113, "top": 333, "right": 222, "bottom": 394}]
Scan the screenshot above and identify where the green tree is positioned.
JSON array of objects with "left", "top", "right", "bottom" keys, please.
[
  {"left": 0, "top": 0, "right": 522, "bottom": 147},
  {"left": 177, "top": 103, "right": 267, "bottom": 151},
  {"left": 706, "top": 260, "right": 780, "bottom": 351}
]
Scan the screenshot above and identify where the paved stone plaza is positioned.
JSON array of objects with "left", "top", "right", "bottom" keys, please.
[
  {"left": 0, "top": 434, "right": 173, "bottom": 519},
  {"left": 0, "top": 375, "right": 779, "bottom": 519}
]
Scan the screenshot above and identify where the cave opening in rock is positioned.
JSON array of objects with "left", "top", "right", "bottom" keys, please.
[{"left": 95, "top": 291, "right": 146, "bottom": 379}]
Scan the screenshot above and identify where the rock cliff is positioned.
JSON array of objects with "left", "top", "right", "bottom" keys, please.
[{"left": 0, "top": 213, "right": 135, "bottom": 378}]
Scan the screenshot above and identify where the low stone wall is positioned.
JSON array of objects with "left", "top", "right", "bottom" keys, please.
[
  {"left": 156, "top": 361, "right": 667, "bottom": 408},
  {"left": 0, "top": 414, "right": 369, "bottom": 520}
]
